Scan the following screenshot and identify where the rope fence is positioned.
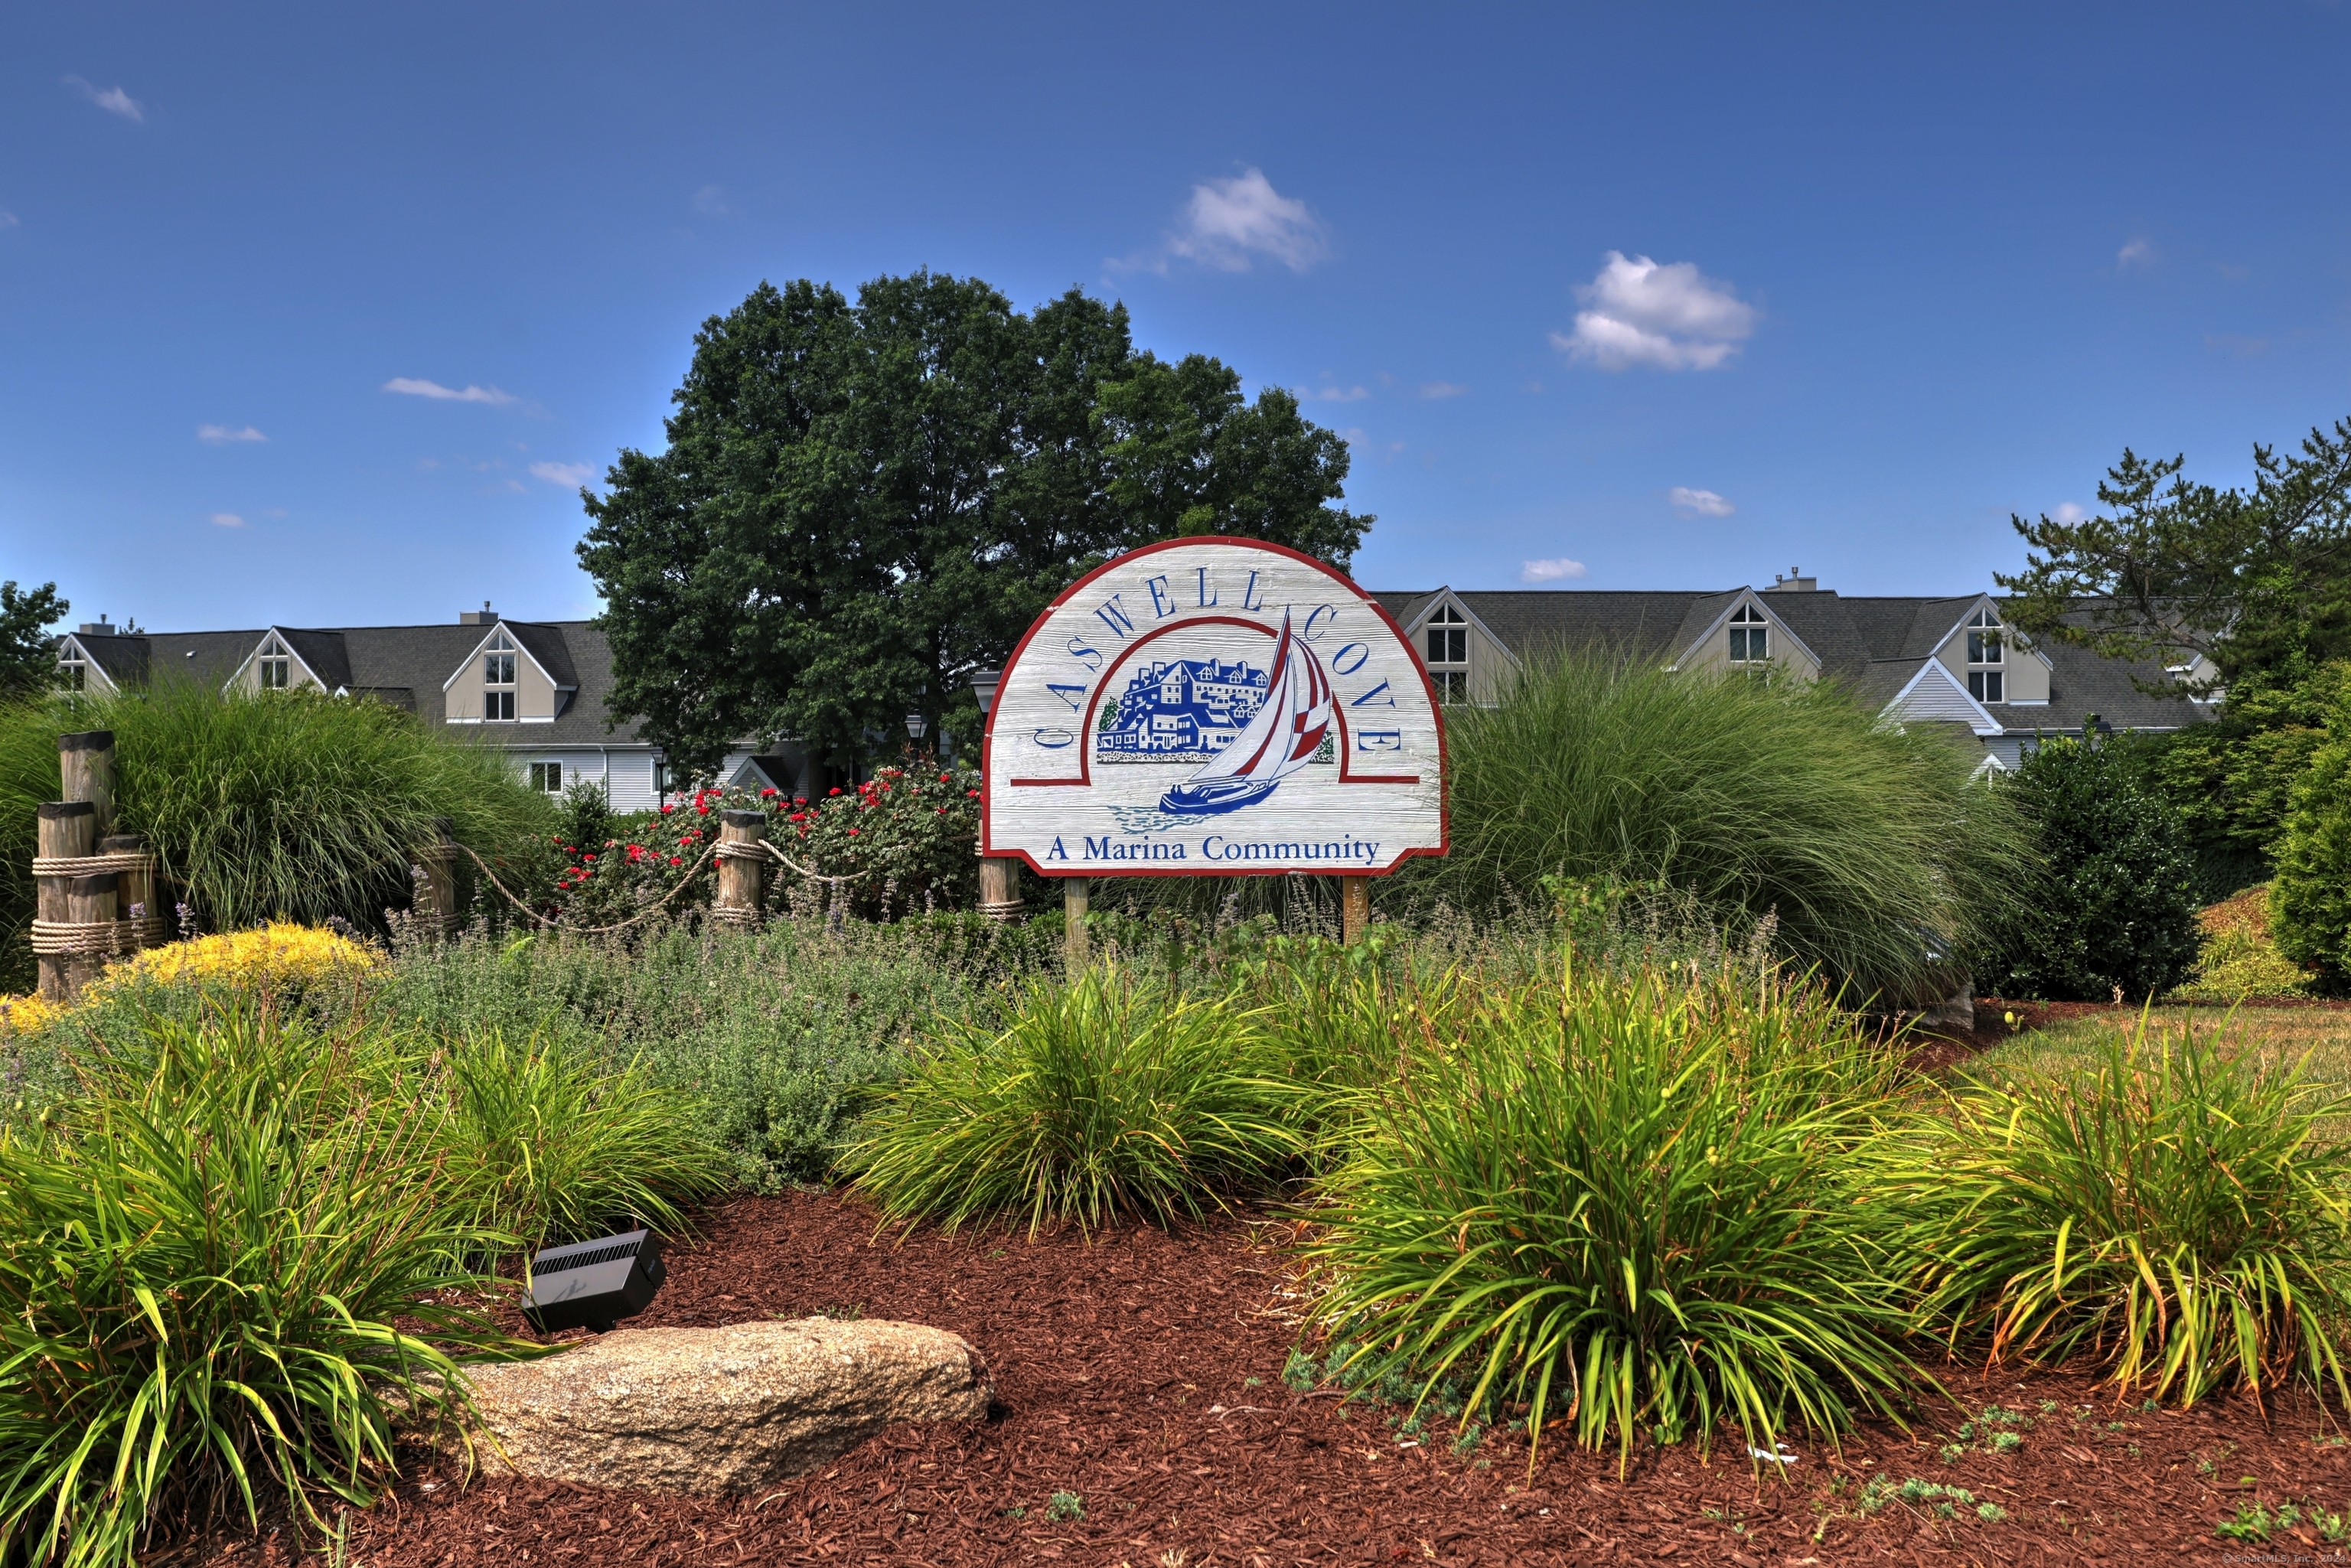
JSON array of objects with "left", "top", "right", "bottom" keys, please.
[{"left": 449, "top": 833, "right": 867, "bottom": 936}]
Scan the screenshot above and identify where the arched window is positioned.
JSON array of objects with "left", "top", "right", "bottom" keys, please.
[
  {"left": 1728, "top": 605, "right": 1769, "bottom": 663},
  {"left": 1424, "top": 605, "right": 1469, "bottom": 703},
  {"left": 482, "top": 629, "right": 519, "bottom": 720},
  {"left": 258, "top": 635, "right": 291, "bottom": 690},
  {"left": 1965, "top": 608, "right": 2004, "bottom": 703}
]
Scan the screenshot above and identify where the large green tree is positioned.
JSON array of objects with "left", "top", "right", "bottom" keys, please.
[
  {"left": 1997, "top": 416, "right": 2351, "bottom": 691},
  {"left": 576, "top": 272, "right": 1371, "bottom": 775},
  {"left": 0, "top": 581, "right": 67, "bottom": 696}
]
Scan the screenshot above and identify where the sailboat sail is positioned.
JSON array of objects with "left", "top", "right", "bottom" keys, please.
[{"left": 1159, "top": 611, "right": 1335, "bottom": 816}]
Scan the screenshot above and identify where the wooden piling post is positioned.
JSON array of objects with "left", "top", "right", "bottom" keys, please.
[
  {"left": 412, "top": 816, "right": 461, "bottom": 938},
  {"left": 58, "top": 731, "right": 116, "bottom": 838},
  {"left": 34, "top": 802, "right": 96, "bottom": 1002},
  {"left": 714, "top": 809, "right": 767, "bottom": 927},
  {"left": 979, "top": 856, "right": 1022, "bottom": 923},
  {"left": 64, "top": 873, "right": 118, "bottom": 996},
  {"left": 100, "top": 833, "right": 159, "bottom": 953},
  {"left": 1063, "top": 876, "right": 1090, "bottom": 971},
  {"left": 1342, "top": 876, "right": 1371, "bottom": 946}
]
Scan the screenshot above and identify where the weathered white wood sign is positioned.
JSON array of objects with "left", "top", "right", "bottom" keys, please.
[{"left": 982, "top": 537, "right": 1446, "bottom": 877}]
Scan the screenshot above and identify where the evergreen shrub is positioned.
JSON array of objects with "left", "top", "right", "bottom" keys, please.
[
  {"left": 2274, "top": 696, "right": 2351, "bottom": 983},
  {"left": 1981, "top": 735, "right": 2199, "bottom": 1001}
]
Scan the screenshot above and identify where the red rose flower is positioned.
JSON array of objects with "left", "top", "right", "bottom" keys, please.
[{"left": 669, "top": 856, "right": 683, "bottom": 866}]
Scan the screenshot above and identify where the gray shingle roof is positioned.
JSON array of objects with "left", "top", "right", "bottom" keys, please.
[
  {"left": 1378, "top": 586, "right": 2212, "bottom": 737},
  {"left": 61, "top": 621, "right": 646, "bottom": 746}
]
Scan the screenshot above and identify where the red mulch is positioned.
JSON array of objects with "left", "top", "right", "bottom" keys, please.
[{"left": 183, "top": 1190, "right": 2351, "bottom": 1567}]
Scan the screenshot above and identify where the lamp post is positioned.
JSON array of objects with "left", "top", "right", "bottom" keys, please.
[{"left": 970, "top": 668, "right": 1020, "bottom": 923}]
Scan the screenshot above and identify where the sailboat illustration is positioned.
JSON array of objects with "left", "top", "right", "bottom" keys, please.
[{"left": 1159, "top": 610, "right": 1335, "bottom": 816}]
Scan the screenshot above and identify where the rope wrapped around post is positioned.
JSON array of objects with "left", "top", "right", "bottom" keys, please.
[
  {"left": 28, "top": 849, "right": 168, "bottom": 950},
  {"left": 30, "top": 851, "right": 158, "bottom": 878},
  {"left": 711, "top": 810, "right": 768, "bottom": 928},
  {"left": 29, "top": 917, "right": 164, "bottom": 956}
]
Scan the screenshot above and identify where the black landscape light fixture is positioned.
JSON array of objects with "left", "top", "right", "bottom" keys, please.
[
  {"left": 905, "top": 710, "right": 928, "bottom": 742},
  {"left": 970, "top": 667, "right": 1003, "bottom": 718},
  {"left": 522, "top": 1229, "right": 666, "bottom": 1335}
]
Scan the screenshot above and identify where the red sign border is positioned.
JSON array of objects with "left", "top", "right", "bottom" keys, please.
[{"left": 979, "top": 536, "right": 1449, "bottom": 879}]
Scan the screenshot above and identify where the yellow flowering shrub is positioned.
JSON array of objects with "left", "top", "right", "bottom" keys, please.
[
  {"left": 2170, "top": 884, "right": 2318, "bottom": 1002},
  {"left": 0, "top": 993, "right": 69, "bottom": 1036},
  {"left": 90, "top": 921, "right": 380, "bottom": 996},
  {"left": 0, "top": 923, "right": 381, "bottom": 1035}
]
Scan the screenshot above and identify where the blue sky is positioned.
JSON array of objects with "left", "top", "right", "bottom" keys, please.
[{"left": 5, "top": 3, "right": 2349, "bottom": 631}]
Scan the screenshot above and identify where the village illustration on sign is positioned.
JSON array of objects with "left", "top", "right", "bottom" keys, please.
[{"left": 981, "top": 536, "right": 1446, "bottom": 876}]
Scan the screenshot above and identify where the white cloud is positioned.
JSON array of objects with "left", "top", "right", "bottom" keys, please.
[
  {"left": 2117, "top": 236, "right": 2156, "bottom": 268},
  {"left": 197, "top": 423, "right": 266, "bottom": 444},
  {"left": 2052, "top": 502, "right": 2088, "bottom": 523},
  {"left": 1304, "top": 384, "right": 1370, "bottom": 402},
  {"left": 1668, "top": 486, "right": 1736, "bottom": 517},
  {"left": 1165, "top": 168, "right": 1329, "bottom": 272},
  {"left": 1554, "top": 252, "right": 1756, "bottom": 372},
  {"left": 692, "top": 184, "right": 731, "bottom": 217},
  {"left": 1521, "top": 557, "right": 1588, "bottom": 583},
  {"left": 206, "top": 512, "right": 245, "bottom": 528},
  {"left": 1420, "top": 381, "right": 1468, "bottom": 399},
  {"left": 383, "top": 377, "right": 516, "bottom": 405},
  {"left": 529, "top": 460, "right": 595, "bottom": 488},
  {"left": 64, "top": 76, "right": 143, "bottom": 122},
  {"left": 0, "top": 211, "right": 18, "bottom": 230}
]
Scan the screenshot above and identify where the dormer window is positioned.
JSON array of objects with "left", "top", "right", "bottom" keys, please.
[
  {"left": 57, "top": 645, "right": 87, "bottom": 691},
  {"left": 1425, "top": 605, "right": 1469, "bottom": 703},
  {"left": 484, "top": 630, "right": 517, "bottom": 722},
  {"left": 1728, "top": 605, "right": 1769, "bottom": 663},
  {"left": 1965, "top": 608, "right": 2004, "bottom": 703},
  {"left": 258, "top": 635, "right": 292, "bottom": 690}
]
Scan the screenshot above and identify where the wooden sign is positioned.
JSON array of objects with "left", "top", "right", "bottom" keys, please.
[{"left": 981, "top": 537, "right": 1446, "bottom": 878}]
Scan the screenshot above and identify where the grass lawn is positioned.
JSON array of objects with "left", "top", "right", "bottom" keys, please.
[{"left": 1964, "top": 1003, "right": 2351, "bottom": 1136}]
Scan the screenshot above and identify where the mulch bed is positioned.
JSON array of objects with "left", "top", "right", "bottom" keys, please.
[{"left": 189, "top": 1190, "right": 2351, "bottom": 1567}]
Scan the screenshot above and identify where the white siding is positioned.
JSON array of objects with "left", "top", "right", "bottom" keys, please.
[{"left": 1883, "top": 662, "right": 1997, "bottom": 732}]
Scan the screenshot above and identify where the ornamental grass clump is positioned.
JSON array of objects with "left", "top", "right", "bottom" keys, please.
[
  {"left": 1903, "top": 1015, "right": 2351, "bottom": 1410},
  {"left": 435, "top": 1031, "right": 731, "bottom": 1250},
  {"left": 843, "top": 965, "right": 1303, "bottom": 1234},
  {"left": 0, "top": 1019, "right": 533, "bottom": 1568},
  {"left": 0, "top": 680, "right": 553, "bottom": 991},
  {"left": 1306, "top": 962, "right": 1919, "bottom": 1467},
  {"left": 1423, "top": 648, "right": 2032, "bottom": 1006}
]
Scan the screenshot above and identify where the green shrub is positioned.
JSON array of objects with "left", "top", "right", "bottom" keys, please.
[
  {"left": 0, "top": 1019, "right": 532, "bottom": 1567},
  {"left": 1306, "top": 964, "right": 1919, "bottom": 1465},
  {"left": 2168, "top": 885, "right": 2317, "bottom": 1002},
  {"left": 1981, "top": 734, "right": 2200, "bottom": 1002},
  {"left": 843, "top": 965, "right": 1304, "bottom": 1234},
  {"left": 0, "top": 681, "right": 554, "bottom": 990},
  {"left": 1420, "top": 650, "right": 2030, "bottom": 1005},
  {"left": 354, "top": 915, "right": 1042, "bottom": 1188},
  {"left": 1905, "top": 1016, "right": 2351, "bottom": 1409},
  {"left": 2274, "top": 707, "right": 2351, "bottom": 984}
]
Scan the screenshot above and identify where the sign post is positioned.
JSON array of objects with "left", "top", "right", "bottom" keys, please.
[{"left": 980, "top": 537, "right": 1446, "bottom": 965}]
